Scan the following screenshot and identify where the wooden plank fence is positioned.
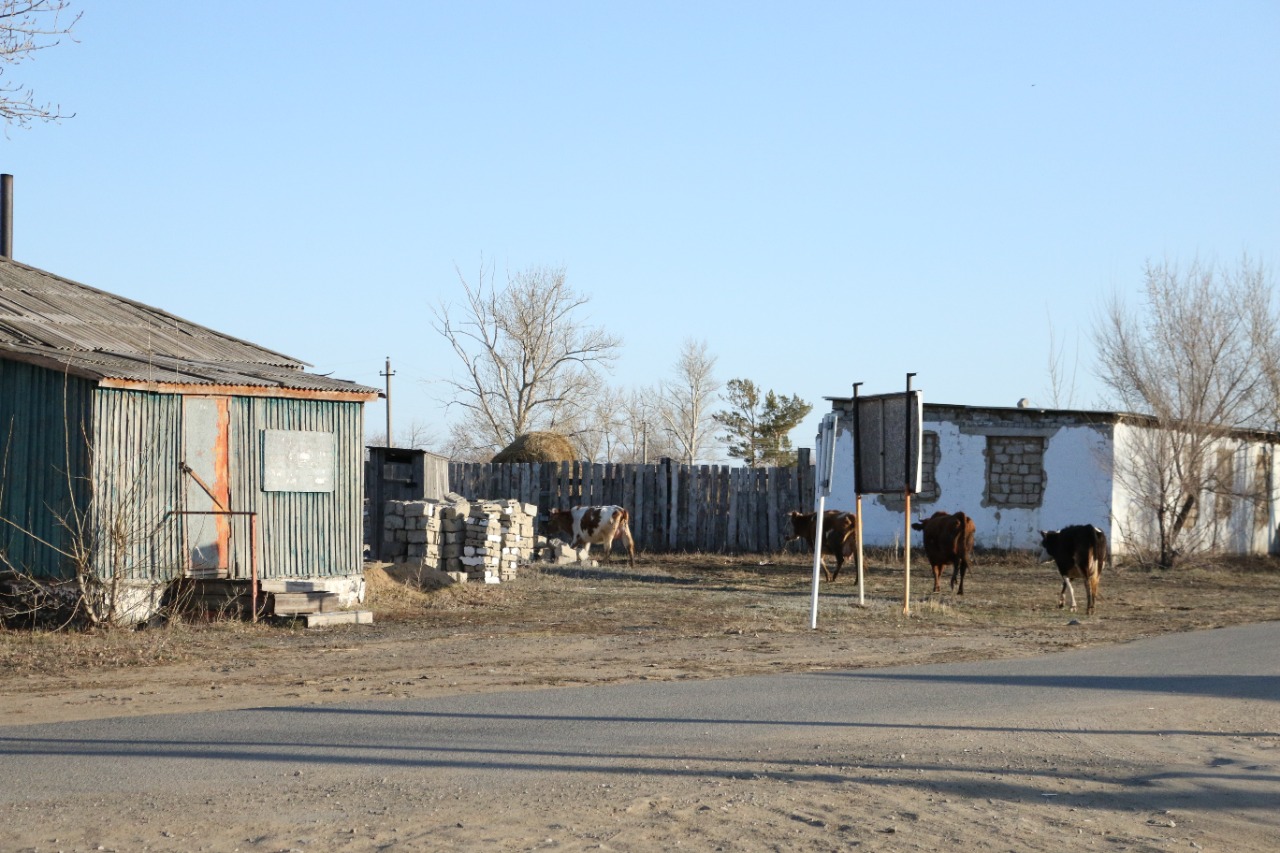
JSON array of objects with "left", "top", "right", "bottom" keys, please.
[{"left": 446, "top": 451, "right": 814, "bottom": 553}]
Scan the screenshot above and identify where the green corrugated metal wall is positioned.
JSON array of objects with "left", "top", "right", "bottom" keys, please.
[
  {"left": 230, "top": 397, "right": 365, "bottom": 579},
  {"left": 0, "top": 360, "right": 93, "bottom": 579},
  {"left": 3, "top": 365, "right": 365, "bottom": 583},
  {"left": 90, "top": 388, "right": 185, "bottom": 580}
]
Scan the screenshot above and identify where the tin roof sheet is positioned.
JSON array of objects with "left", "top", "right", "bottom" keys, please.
[{"left": 0, "top": 256, "right": 378, "bottom": 396}]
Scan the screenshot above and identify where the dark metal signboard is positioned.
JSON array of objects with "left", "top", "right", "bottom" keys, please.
[
  {"left": 853, "top": 390, "right": 923, "bottom": 496},
  {"left": 849, "top": 379, "right": 923, "bottom": 617}
]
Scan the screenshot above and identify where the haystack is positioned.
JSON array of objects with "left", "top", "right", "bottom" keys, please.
[{"left": 492, "top": 431, "right": 576, "bottom": 463}]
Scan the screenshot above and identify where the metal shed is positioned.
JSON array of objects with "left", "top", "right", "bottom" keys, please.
[
  {"left": 0, "top": 255, "right": 379, "bottom": 620},
  {"left": 363, "top": 446, "right": 450, "bottom": 560}
]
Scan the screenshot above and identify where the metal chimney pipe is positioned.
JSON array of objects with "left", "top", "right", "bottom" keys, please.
[{"left": 0, "top": 174, "right": 12, "bottom": 258}]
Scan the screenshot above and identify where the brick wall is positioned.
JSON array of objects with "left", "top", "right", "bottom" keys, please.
[{"left": 985, "top": 435, "right": 1045, "bottom": 507}]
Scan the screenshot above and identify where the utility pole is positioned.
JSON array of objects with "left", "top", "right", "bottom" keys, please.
[{"left": 380, "top": 357, "right": 395, "bottom": 448}]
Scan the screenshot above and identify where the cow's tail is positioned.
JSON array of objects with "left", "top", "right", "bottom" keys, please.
[
  {"left": 1091, "top": 526, "right": 1109, "bottom": 575},
  {"left": 956, "top": 511, "right": 975, "bottom": 560},
  {"left": 613, "top": 507, "right": 632, "bottom": 540}
]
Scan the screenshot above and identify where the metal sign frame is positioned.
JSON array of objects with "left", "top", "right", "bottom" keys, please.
[{"left": 851, "top": 390, "right": 923, "bottom": 496}]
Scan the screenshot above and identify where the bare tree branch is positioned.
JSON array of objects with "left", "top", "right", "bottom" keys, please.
[
  {"left": 656, "top": 338, "right": 721, "bottom": 464},
  {"left": 1044, "top": 310, "right": 1079, "bottom": 408},
  {"left": 0, "top": 0, "right": 80, "bottom": 128}
]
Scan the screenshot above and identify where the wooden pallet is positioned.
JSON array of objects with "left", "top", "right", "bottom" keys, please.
[{"left": 166, "top": 578, "right": 260, "bottom": 619}]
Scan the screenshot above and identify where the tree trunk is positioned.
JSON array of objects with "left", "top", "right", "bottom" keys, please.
[{"left": 1160, "top": 493, "right": 1197, "bottom": 569}]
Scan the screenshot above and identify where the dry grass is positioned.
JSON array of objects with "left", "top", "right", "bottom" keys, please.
[{"left": 2, "top": 550, "right": 1279, "bottom": 684}]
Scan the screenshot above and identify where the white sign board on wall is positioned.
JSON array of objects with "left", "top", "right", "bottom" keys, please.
[{"left": 262, "top": 430, "right": 335, "bottom": 492}]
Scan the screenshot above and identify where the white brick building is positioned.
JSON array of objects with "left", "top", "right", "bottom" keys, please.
[{"left": 822, "top": 401, "right": 1280, "bottom": 557}]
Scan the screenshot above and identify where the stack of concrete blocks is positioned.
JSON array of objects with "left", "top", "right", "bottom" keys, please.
[
  {"left": 379, "top": 499, "right": 446, "bottom": 565},
  {"left": 459, "top": 499, "right": 538, "bottom": 583},
  {"left": 382, "top": 495, "right": 537, "bottom": 584}
]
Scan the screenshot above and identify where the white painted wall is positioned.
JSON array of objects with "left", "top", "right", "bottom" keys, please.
[
  {"left": 1110, "top": 422, "right": 1279, "bottom": 557},
  {"left": 824, "top": 402, "right": 1280, "bottom": 556},
  {"left": 827, "top": 418, "right": 1116, "bottom": 552}
]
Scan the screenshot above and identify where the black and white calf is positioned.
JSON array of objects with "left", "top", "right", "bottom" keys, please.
[{"left": 1038, "top": 525, "right": 1107, "bottom": 615}]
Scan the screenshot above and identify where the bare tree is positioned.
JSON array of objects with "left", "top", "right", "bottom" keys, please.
[
  {"left": 433, "top": 262, "right": 621, "bottom": 458},
  {"left": 1095, "top": 256, "right": 1280, "bottom": 568},
  {"left": 441, "top": 420, "right": 493, "bottom": 463},
  {"left": 568, "top": 384, "right": 627, "bottom": 462},
  {"left": 1044, "top": 311, "right": 1079, "bottom": 408},
  {"left": 0, "top": 1, "right": 80, "bottom": 127},
  {"left": 366, "top": 419, "right": 441, "bottom": 452},
  {"left": 657, "top": 339, "right": 721, "bottom": 464},
  {"left": 619, "top": 388, "right": 679, "bottom": 463}
]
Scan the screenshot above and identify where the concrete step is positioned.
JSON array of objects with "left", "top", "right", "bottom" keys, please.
[
  {"left": 270, "top": 590, "right": 338, "bottom": 615},
  {"left": 303, "top": 609, "right": 373, "bottom": 628}
]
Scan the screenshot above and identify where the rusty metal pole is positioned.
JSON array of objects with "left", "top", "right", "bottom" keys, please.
[
  {"left": 0, "top": 174, "right": 12, "bottom": 259},
  {"left": 250, "top": 514, "right": 259, "bottom": 623}
]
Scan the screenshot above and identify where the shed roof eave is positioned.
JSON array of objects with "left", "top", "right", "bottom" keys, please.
[
  {"left": 97, "top": 377, "right": 380, "bottom": 402},
  {"left": 0, "top": 347, "right": 103, "bottom": 382}
]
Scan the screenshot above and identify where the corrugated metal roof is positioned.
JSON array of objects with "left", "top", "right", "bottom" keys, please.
[{"left": 0, "top": 256, "right": 379, "bottom": 397}]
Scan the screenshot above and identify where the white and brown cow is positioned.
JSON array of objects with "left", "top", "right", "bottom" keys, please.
[
  {"left": 912, "top": 510, "right": 976, "bottom": 594},
  {"left": 546, "top": 505, "right": 636, "bottom": 567},
  {"left": 1039, "top": 524, "right": 1107, "bottom": 615}
]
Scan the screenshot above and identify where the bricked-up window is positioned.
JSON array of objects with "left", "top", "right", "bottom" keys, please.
[
  {"left": 918, "top": 431, "right": 940, "bottom": 502},
  {"left": 875, "top": 431, "right": 941, "bottom": 511},
  {"left": 985, "top": 435, "right": 1045, "bottom": 507}
]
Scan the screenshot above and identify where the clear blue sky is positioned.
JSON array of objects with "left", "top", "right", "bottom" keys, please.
[{"left": 4, "top": 2, "right": 1278, "bottom": 456}]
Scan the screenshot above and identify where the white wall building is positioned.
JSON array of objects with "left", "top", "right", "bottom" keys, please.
[{"left": 821, "top": 400, "right": 1279, "bottom": 556}]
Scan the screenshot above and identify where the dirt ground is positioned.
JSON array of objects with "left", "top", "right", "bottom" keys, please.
[{"left": 1, "top": 550, "right": 1278, "bottom": 851}]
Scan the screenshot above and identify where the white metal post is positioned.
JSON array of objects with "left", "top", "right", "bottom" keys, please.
[{"left": 809, "top": 414, "right": 838, "bottom": 629}]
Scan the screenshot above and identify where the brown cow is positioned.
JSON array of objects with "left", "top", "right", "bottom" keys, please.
[
  {"left": 545, "top": 505, "right": 636, "bottom": 567},
  {"left": 1039, "top": 524, "right": 1106, "bottom": 614},
  {"left": 911, "top": 511, "right": 976, "bottom": 594},
  {"left": 786, "top": 510, "right": 858, "bottom": 582}
]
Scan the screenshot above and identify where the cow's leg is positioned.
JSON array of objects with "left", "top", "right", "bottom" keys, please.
[
  {"left": 951, "top": 559, "right": 964, "bottom": 595},
  {"left": 1059, "top": 576, "right": 1077, "bottom": 611},
  {"left": 932, "top": 564, "right": 942, "bottom": 593},
  {"left": 614, "top": 526, "right": 636, "bottom": 568},
  {"left": 1085, "top": 563, "right": 1099, "bottom": 615}
]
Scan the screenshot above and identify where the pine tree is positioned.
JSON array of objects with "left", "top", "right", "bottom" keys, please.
[{"left": 713, "top": 379, "right": 812, "bottom": 467}]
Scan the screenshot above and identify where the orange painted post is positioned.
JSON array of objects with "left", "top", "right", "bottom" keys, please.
[
  {"left": 903, "top": 491, "right": 912, "bottom": 615},
  {"left": 855, "top": 493, "right": 865, "bottom": 606}
]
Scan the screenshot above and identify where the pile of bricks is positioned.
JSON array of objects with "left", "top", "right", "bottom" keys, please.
[{"left": 381, "top": 494, "right": 537, "bottom": 583}]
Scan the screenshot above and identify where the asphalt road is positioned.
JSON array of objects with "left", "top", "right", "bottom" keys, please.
[{"left": 0, "top": 621, "right": 1277, "bottom": 804}]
